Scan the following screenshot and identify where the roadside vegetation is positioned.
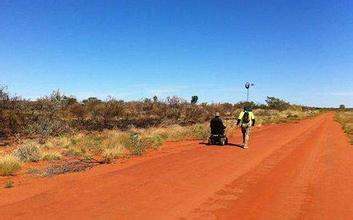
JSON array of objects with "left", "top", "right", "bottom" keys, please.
[
  {"left": 335, "top": 110, "right": 353, "bottom": 144},
  {"left": 0, "top": 155, "right": 22, "bottom": 176},
  {"left": 0, "top": 86, "right": 320, "bottom": 177}
]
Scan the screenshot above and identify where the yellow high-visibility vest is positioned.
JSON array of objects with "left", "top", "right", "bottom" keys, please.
[{"left": 238, "top": 111, "right": 255, "bottom": 122}]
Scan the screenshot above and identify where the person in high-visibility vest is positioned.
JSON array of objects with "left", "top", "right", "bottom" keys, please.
[{"left": 236, "top": 106, "right": 256, "bottom": 149}]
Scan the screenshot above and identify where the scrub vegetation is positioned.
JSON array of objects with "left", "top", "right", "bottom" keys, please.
[
  {"left": 0, "top": 155, "right": 22, "bottom": 176},
  {"left": 335, "top": 110, "right": 353, "bottom": 144},
  {"left": 0, "top": 86, "right": 320, "bottom": 176}
]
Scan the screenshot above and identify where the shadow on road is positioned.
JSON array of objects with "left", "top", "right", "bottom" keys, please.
[{"left": 199, "top": 142, "right": 244, "bottom": 149}]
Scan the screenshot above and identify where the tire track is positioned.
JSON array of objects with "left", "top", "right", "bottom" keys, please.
[{"left": 189, "top": 116, "right": 328, "bottom": 219}]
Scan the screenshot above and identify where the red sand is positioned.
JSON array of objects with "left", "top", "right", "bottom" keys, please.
[{"left": 1, "top": 113, "right": 353, "bottom": 219}]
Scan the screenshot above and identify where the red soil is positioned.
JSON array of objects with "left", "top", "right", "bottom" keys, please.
[{"left": 1, "top": 113, "right": 353, "bottom": 219}]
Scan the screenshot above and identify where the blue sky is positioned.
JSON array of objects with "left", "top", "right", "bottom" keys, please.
[{"left": 1, "top": 0, "right": 353, "bottom": 107}]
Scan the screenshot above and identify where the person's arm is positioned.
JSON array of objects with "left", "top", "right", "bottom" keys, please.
[
  {"left": 210, "top": 118, "right": 215, "bottom": 127},
  {"left": 236, "top": 112, "right": 244, "bottom": 126},
  {"left": 251, "top": 112, "right": 255, "bottom": 126},
  {"left": 221, "top": 119, "right": 226, "bottom": 129}
]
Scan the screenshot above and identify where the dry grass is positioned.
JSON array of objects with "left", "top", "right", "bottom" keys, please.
[
  {"left": 102, "top": 146, "right": 126, "bottom": 163},
  {"left": 42, "top": 151, "right": 62, "bottom": 161},
  {"left": 44, "top": 136, "right": 71, "bottom": 149},
  {"left": 43, "top": 161, "right": 93, "bottom": 177},
  {"left": 0, "top": 108, "right": 319, "bottom": 175},
  {"left": 335, "top": 111, "right": 353, "bottom": 144},
  {"left": 254, "top": 109, "right": 319, "bottom": 125},
  {"left": 40, "top": 109, "right": 317, "bottom": 163},
  {"left": 0, "top": 155, "right": 22, "bottom": 176},
  {"left": 66, "top": 146, "right": 87, "bottom": 157}
]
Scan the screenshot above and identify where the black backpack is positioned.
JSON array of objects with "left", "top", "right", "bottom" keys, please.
[{"left": 242, "top": 111, "right": 250, "bottom": 123}]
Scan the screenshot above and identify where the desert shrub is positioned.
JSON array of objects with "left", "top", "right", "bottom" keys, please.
[
  {"left": 66, "top": 146, "right": 87, "bottom": 157},
  {"left": 0, "top": 85, "right": 320, "bottom": 141},
  {"left": 27, "top": 168, "right": 41, "bottom": 175},
  {"left": 143, "top": 135, "right": 166, "bottom": 149},
  {"left": 45, "top": 135, "right": 71, "bottom": 149},
  {"left": 25, "top": 116, "right": 70, "bottom": 137},
  {"left": 0, "top": 155, "right": 22, "bottom": 176},
  {"left": 265, "top": 97, "right": 291, "bottom": 111},
  {"left": 286, "top": 112, "right": 299, "bottom": 119},
  {"left": 43, "top": 161, "right": 93, "bottom": 177},
  {"left": 122, "top": 133, "right": 147, "bottom": 156},
  {"left": 12, "top": 143, "right": 42, "bottom": 162},
  {"left": 82, "top": 135, "right": 104, "bottom": 153},
  {"left": 336, "top": 111, "right": 353, "bottom": 144},
  {"left": 181, "top": 105, "right": 206, "bottom": 124},
  {"left": 42, "top": 151, "right": 62, "bottom": 161},
  {"left": 102, "top": 146, "right": 125, "bottom": 163},
  {"left": 4, "top": 180, "right": 14, "bottom": 188},
  {"left": 101, "top": 130, "right": 125, "bottom": 147},
  {"left": 165, "top": 125, "right": 191, "bottom": 141},
  {"left": 192, "top": 124, "right": 209, "bottom": 140}
]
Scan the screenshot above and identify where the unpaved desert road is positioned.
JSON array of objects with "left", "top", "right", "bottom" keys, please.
[{"left": 1, "top": 113, "right": 353, "bottom": 219}]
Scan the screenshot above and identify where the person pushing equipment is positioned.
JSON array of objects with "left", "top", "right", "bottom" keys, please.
[{"left": 236, "top": 107, "right": 255, "bottom": 148}]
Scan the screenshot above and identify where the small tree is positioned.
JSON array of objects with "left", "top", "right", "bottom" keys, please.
[
  {"left": 234, "top": 101, "right": 258, "bottom": 109},
  {"left": 191, "top": 96, "right": 198, "bottom": 104},
  {"left": 83, "top": 97, "right": 101, "bottom": 104},
  {"left": 265, "top": 96, "right": 291, "bottom": 111},
  {"left": 339, "top": 104, "right": 346, "bottom": 109}
]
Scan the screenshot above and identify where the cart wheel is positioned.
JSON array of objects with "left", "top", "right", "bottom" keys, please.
[{"left": 220, "top": 139, "right": 225, "bottom": 146}]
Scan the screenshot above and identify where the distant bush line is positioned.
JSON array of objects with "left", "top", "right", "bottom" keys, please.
[{"left": 0, "top": 86, "right": 319, "bottom": 138}]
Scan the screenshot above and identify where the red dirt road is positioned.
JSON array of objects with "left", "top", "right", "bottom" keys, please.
[{"left": 1, "top": 113, "right": 353, "bottom": 219}]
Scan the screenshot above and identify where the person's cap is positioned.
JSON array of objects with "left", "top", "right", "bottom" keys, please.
[{"left": 215, "top": 112, "right": 220, "bottom": 117}]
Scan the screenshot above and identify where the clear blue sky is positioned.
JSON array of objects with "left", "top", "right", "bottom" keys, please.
[{"left": 1, "top": 0, "right": 353, "bottom": 107}]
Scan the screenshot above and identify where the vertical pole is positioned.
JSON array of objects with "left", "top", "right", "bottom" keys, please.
[{"left": 247, "top": 88, "right": 249, "bottom": 101}]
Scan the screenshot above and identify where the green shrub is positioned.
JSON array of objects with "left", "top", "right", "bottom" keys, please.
[
  {"left": 143, "top": 135, "right": 166, "bottom": 149},
  {"left": 0, "top": 155, "right": 22, "bottom": 176},
  {"left": 12, "top": 143, "right": 42, "bottom": 162},
  {"left": 265, "top": 96, "right": 291, "bottom": 111},
  {"left": 122, "top": 133, "right": 147, "bottom": 156},
  {"left": 82, "top": 135, "right": 104, "bottom": 153}
]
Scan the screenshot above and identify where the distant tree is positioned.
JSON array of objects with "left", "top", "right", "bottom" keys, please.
[
  {"left": 153, "top": 96, "right": 158, "bottom": 102},
  {"left": 339, "top": 104, "right": 346, "bottom": 109},
  {"left": 82, "top": 97, "right": 101, "bottom": 104},
  {"left": 265, "top": 97, "right": 291, "bottom": 111},
  {"left": 49, "top": 90, "right": 63, "bottom": 102},
  {"left": 62, "top": 96, "right": 77, "bottom": 106},
  {"left": 191, "top": 96, "right": 198, "bottom": 104},
  {"left": 0, "top": 86, "right": 9, "bottom": 101},
  {"left": 234, "top": 101, "right": 258, "bottom": 109},
  {"left": 143, "top": 98, "right": 152, "bottom": 103}
]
